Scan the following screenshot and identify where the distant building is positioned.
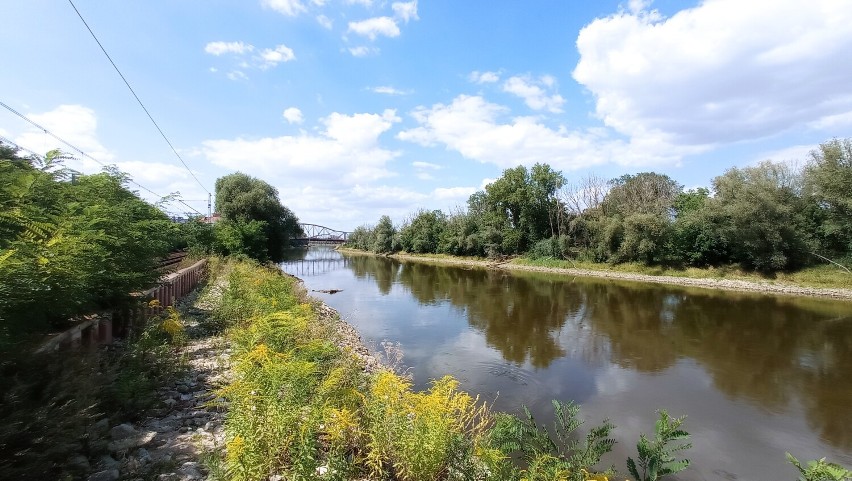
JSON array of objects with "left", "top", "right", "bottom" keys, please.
[{"left": 202, "top": 213, "right": 222, "bottom": 224}]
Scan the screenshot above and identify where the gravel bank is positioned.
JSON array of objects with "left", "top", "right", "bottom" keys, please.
[{"left": 385, "top": 252, "right": 852, "bottom": 301}]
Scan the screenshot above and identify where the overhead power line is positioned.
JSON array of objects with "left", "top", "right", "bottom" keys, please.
[
  {"left": 0, "top": 100, "right": 204, "bottom": 217},
  {"left": 66, "top": 0, "right": 210, "bottom": 198}
]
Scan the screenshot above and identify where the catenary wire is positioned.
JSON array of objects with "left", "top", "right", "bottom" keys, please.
[
  {"left": 66, "top": 0, "right": 210, "bottom": 196},
  {"left": 0, "top": 100, "right": 205, "bottom": 217}
]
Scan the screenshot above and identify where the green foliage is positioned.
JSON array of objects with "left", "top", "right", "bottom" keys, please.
[
  {"left": 786, "top": 452, "right": 852, "bottom": 481},
  {"left": 803, "top": 138, "right": 852, "bottom": 257},
  {"left": 0, "top": 145, "right": 174, "bottom": 346},
  {"left": 214, "top": 172, "right": 302, "bottom": 262},
  {"left": 347, "top": 136, "right": 852, "bottom": 274},
  {"left": 400, "top": 209, "right": 447, "bottom": 254},
  {"left": 372, "top": 214, "right": 398, "bottom": 254},
  {"left": 626, "top": 410, "right": 691, "bottom": 481},
  {"left": 712, "top": 161, "right": 812, "bottom": 271},
  {"left": 488, "top": 400, "right": 616, "bottom": 481},
  {"left": 602, "top": 172, "right": 682, "bottom": 218}
]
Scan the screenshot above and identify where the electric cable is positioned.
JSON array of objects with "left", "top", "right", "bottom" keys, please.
[
  {"left": 0, "top": 100, "right": 204, "bottom": 217},
  {"left": 67, "top": 0, "right": 210, "bottom": 197}
]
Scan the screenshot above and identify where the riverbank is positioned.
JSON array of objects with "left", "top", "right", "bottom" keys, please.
[{"left": 338, "top": 249, "right": 852, "bottom": 300}]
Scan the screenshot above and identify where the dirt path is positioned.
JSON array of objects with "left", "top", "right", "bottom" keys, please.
[{"left": 385, "top": 252, "right": 852, "bottom": 301}]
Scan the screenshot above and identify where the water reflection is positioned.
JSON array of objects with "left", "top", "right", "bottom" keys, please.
[{"left": 281, "top": 248, "right": 852, "bottom": 456}]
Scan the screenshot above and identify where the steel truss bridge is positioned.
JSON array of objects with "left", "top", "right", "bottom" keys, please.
[{"left": 294, "top": 223, "right": 350, "bottom": 245}]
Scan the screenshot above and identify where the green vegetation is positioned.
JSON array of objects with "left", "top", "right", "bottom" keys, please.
[
  {"left": 0, "top": 301, "right": 188, "bottom": 479},
  {"left": 0, "top": 145, "right": 177, "bottom": 349},
  {"left": 347, "top": 138, "right": 852, "bottom": 283},
  {"left": 181, "top": 172, "right": 303, "bottom": 263}
]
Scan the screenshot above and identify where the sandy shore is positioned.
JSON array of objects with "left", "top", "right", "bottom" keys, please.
[{"left": 375, "top": 251, "right": 852, "bottom": 301}]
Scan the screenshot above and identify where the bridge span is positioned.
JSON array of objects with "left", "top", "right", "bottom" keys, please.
[{"left": 293, "top": 223, "right": 350, "bottom": 246}]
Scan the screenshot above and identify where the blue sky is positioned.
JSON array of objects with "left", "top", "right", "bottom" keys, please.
[{"left": 2, "top": 0, "right": 851, "bottom": 231}]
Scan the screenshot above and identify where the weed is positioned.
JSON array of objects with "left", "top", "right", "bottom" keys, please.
[{"left": 626, "top": 411, "right": 691, "bottom": 481}]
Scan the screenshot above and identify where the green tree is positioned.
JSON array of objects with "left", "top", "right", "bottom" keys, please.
[
  {"left": 803, "top": 138, "right": 852, "bottom": 258},
  {"left": 712, "top": 161, "right": 811, "bottom": 271},
  {"left": 399, "top": 209, "right": 446, "bottom": 254},
  {"left": 478, "top": 163, "right": 566, "bottom": 254},
  {"left": 1, "top": 146, "right": 173, "bottom": 344},
  {"left": 372, "top": 215, "right": 398, "bottom": 254},
  {"left": 214, "top": 172, "right": 301, "bottom": 262}
]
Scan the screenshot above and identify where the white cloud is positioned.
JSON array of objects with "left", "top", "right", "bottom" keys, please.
[
  {"left": 751, "top": 144, "right": 815, "bottom": 167},
  {"left": 371, "top": 86, "right": 412, "bottom": 95},
  {"left": 202, "top": 109, "right": 401, "bottom": 186},
  {"left": 626, "top": 0, "right": 652, "bottom": 15},
  {"left": 14, "top": 104, "right": 113, "bottom": 166},
  {"left": 348, "top": 46, "right": 378, "bottom": 57},
  {"left": 227, "top": 70, "right": 249, "bottom": 81},
  {"left": 573, "top": 0, "right": 852, "bottom": 147},
  {"left": 398, "top": 95, "right": 696, "bottom": 170},
  {"left": 345, "top": 0, "right": 373, "bottom": 6},
  {"left": 257, "top": 44, "right": 296, "bottom": 68},
  {"left": 283, "top": 107, "right": 304, "bottom": 124},
  {"left": 347, "top": 17, "right": 400, "bottom": 40},
  {"left": 316, "top": 14, "right": 333, "bottom": 29},
  {"left": 412, "top": 161, "right": 441, "bottom": 169},
  {"left": 204, "top": 41, "right": 254, "bottom": 56},
  {"left": 468, "top": 70, "right": 500, "bottom": 84},
  {"left": 392, "top": 1, "right": 418, "bottom": 23},
  {"left": 261, "top": 0, "right": 306, "bottom": 16},
  {"left": 433, "top": 186, "right": 476, "bottom": 201},
  {"left": 502, "top": 75, "right": 565, "bottom": 113}
]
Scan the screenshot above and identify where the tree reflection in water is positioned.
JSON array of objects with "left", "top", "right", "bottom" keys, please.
[{"left": 341, "top": 255, "right": 852, "bottom": 450}]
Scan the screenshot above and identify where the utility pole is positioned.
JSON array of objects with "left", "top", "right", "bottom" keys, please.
[{"left": 208, "top": 193, "right": 212, "bottom": 222}]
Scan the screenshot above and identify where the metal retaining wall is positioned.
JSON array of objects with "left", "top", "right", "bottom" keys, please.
[{"left": 35, "top": 259, "right": 208, "bottom": 354}]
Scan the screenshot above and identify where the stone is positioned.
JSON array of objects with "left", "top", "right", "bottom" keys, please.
[
  {"left": 87, "top": 469, "right": 120, "bottom": 481},
  {"left": 109, "top": 423, "right": 137, "bottom": 440},
  {"left": 108, "top": 430, "right": 156, "bottom": 452},
  {"left": 69, "top": 454, "right": 90, "bottom": 471},
  {"left": 136, "top": 447, "right": 152, "bottom": 464},
  {"left": 98, "top": 455, "right": 120, "bottom": 470},
  {"left": 178, "top": 461, "right": 203, "bottom": 480}
]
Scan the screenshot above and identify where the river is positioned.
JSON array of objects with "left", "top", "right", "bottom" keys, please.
[{"left": 280, "top": 246, "right": 852, "bottom": 481}]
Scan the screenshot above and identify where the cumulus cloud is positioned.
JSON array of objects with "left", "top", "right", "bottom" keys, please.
[
  {"left": 258, "top": 44, "right": 296, "bottom": 68},
  {"left": 347, "top": 17, "right": 401, "bottom": 40},
  {"left": 502, "top": 74, "right": 565, "bottom": 113},
  {"left": 398, "top": 95, "right": 695, "bottom": 170},
  {"left": 371, "top": 86, "right": 413, "bottom": 95},
  {"left": 261, "top": 0, "right": 306, "bottom": 16},
  {"left": 392, "top": 1, "right": 418, "bottom": 23},
  {"left": 468, "top": 70, "right": 500, "bottom": 84},
  {"left": 204, "top": 41, "right": 254, "bottom": 56},
  {"left": 412, "top": 161, "right": 441, "bottom": 170},
  {"left": 202, "top": 109, "right": 402, "bottom": 186},
  {"left": 573, "top": 0, "right": 852, "bottom": 147},
  {"left": 348, "top": 46, "right": 378, "bottom": 57},
  {"left": 283, "top": 107, "right": 304, "bottom": 124},
  {"left": 13, "top": 104, "right": 113, "bottom": 167},
  {"left": 227, "top": 70, "right": 248, "bottom": 81},
  {"left": 316, "top": 14, "right": 333, "bottom": 29}
]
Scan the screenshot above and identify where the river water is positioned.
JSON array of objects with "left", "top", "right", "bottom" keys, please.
[{"left": 280, "top": 247, "right": 852, "bottom": 481}]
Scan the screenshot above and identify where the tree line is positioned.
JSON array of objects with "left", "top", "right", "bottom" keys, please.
[
  {"left": 0, "top": 142, "right": 300, "bottom": 348},
  {"left": 347, "top": 138, "right": 852, "bottom": 272}
]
